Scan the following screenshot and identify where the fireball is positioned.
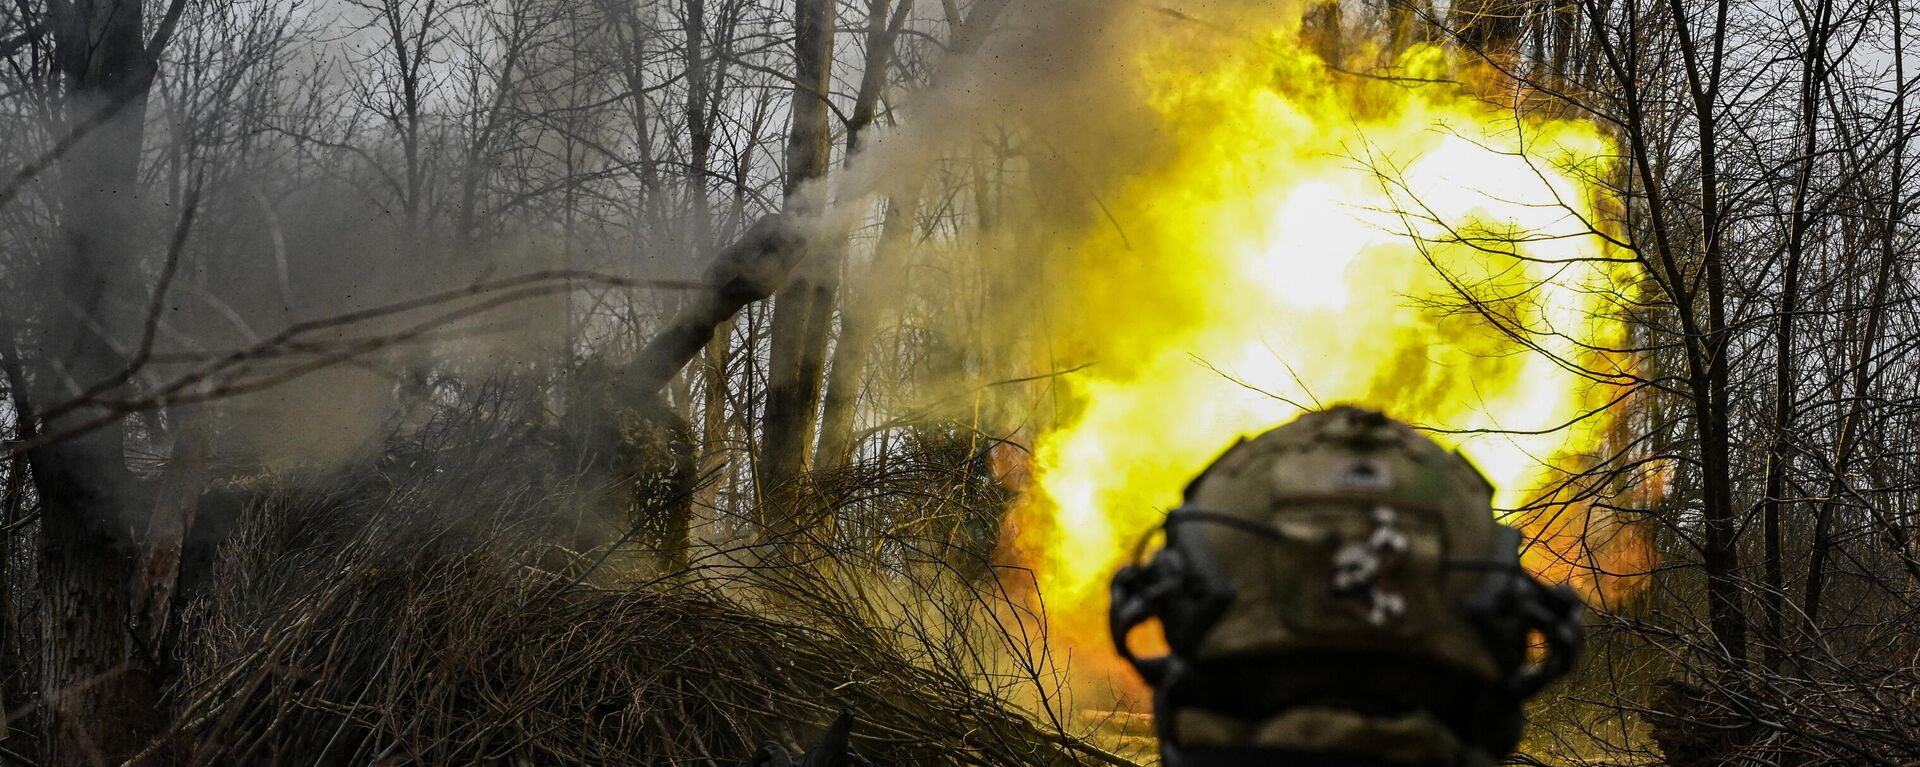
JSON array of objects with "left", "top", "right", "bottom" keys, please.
[{"left": 990, "top": 17, "right": 1646, "bottom": 695}]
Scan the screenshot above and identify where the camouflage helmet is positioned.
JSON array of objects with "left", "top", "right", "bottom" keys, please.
[{"left": 1110, "top": 406, "right": 1582, "bottom": 767}]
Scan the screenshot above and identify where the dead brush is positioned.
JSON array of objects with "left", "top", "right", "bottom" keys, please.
[{"left": 163, "top": 439, "right": 1137, "bottom": 767}]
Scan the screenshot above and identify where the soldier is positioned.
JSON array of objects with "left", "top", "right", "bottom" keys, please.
[{"left": 1110, "top": 406, "right": 1583, "bottom": 767}]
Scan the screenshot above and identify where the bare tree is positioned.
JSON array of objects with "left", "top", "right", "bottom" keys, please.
[
  {"left": 1397, "top": 0, "right": 1920, "bottom": 758},
  {"left": 757, "top": 0, "right": 840, "bottom": 532},
  {"left": 0, "top": 0, "right": 191, "bottom": 762}
]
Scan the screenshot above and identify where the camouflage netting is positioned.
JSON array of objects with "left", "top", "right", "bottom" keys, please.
[{"left": 166, "top": 432, "right": 1126, "bottom": 767}]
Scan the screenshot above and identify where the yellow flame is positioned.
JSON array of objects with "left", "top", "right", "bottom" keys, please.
[{"left": 998, "top": 30, "right": 1644, "bottom": 670}]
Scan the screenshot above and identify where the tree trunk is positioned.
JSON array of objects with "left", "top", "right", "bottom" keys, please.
[
  {"left": 1760, "top": 0, "right": 1829, "bottom": 665},
  {"left": 812, "top": 0, "right": 911, "bottom": 475},
  {"left": 29, "top": 1, "right": 178, "bottom": 762},
  {"left": 133, "top": 410, "right": 213, "bottom": 660},
  {"left": 1806, "top": 189, "right": 1910, "bottom": 625},
  {"left": 1666, "top": 0, "right": 1748, "bottom": 662},
  {"left": 815, "top": 197, "right": 914, "bottom": 474},
  {"left": 813, "top": 0, "right": 1006, "bottom": 478},
  {"left": 757, "top": 0, "right": 837, "bottom": 530}
]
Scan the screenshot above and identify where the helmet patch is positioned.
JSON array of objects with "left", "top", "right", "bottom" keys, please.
[{"left": 1328, "top": 506, "right": 1413, "bottom": 626}]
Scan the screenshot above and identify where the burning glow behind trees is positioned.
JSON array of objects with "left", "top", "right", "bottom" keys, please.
[{"left": 992, "top": 30, "right": 1648, "bottom": 677}]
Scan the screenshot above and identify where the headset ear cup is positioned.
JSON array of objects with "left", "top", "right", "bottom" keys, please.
[
  {"left": 1466, "top": 527, "right": 1585, "bottom": 707},
  {"left": 1458, "top": 570, "right": 1577, "bottom": 763},
  {"left": 1110, "top": 562, "right": 1172, "bottom": 686},
  {"left": 1468, "top": 527, "right": 1531, "bottom": 673},
  {"left": 1511, "top": 582, "right": 1584, "bottom": 699}
]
